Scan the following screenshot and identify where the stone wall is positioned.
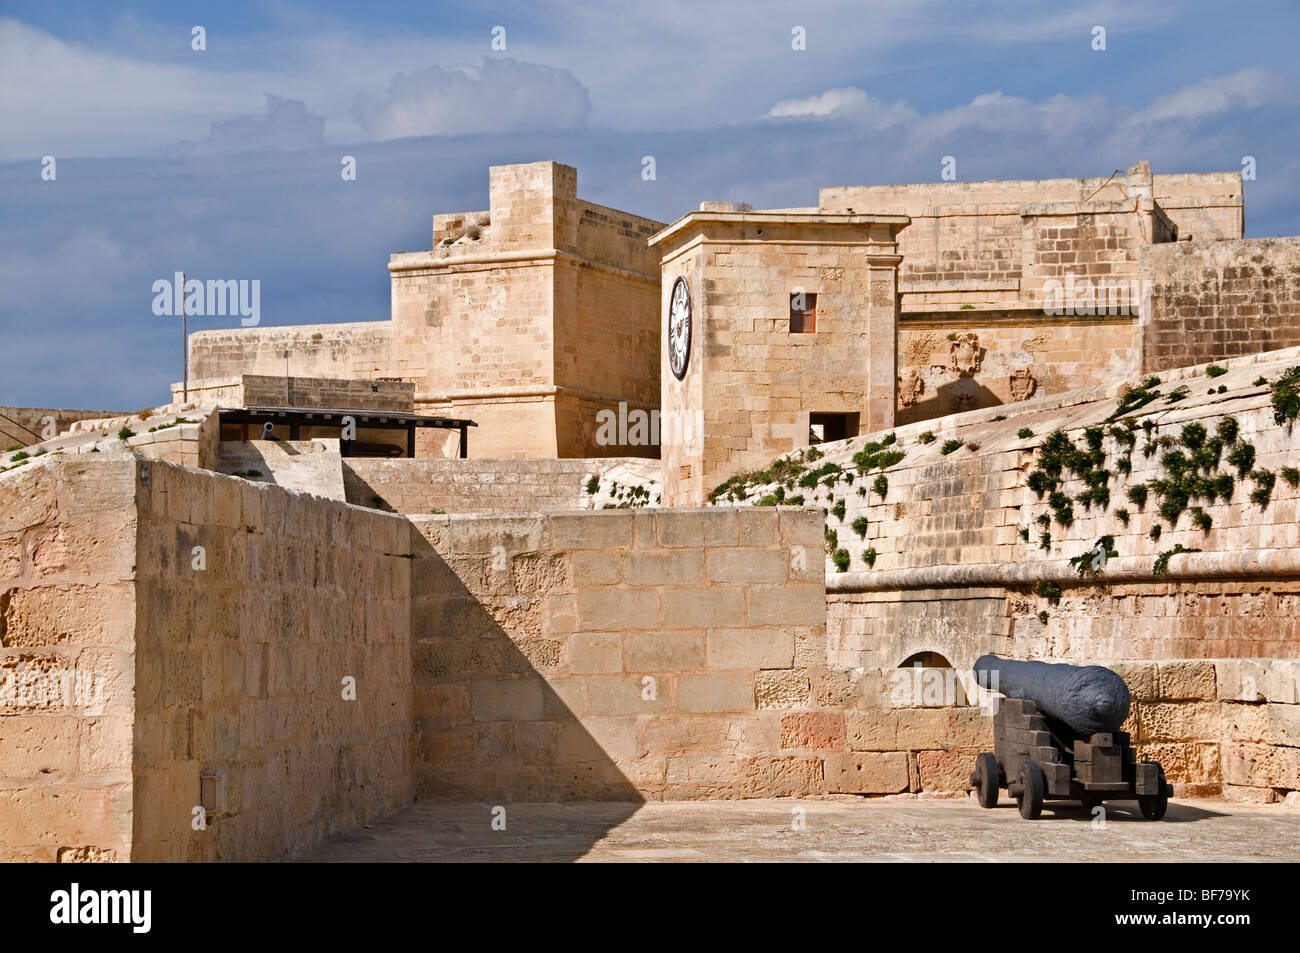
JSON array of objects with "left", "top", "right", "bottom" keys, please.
[
  {"left": 1113, "top": 657, "right": 1300, "bottom": 802},
  {"left": 187, "top": 322, "right": 395, "bottom": 385},
  {"left": 1141, "top": 238, "right": 1300, "bottom": 374},
  {"left": 172, "top": 375, "right": 415, "bottom": 413},
  {"left": 131, "top": 462, "right": 413, "bottom": 861},
  {"left": 220, "top": 440, "right": 346, "bottom": 500},
  {"left": 0, "top": 407, "right": 127, "bottom": 449},
  {"left": 820, "top": 164, "right": 1240, "bottom": 304},
  {"left": 895, "top": 318, "right": 1140, "bottom": 425},
  {"left": 407, "top": 508, "right": 879, "bottom": 800},
  {"left": 849, "top": 657, "right": 1300, "bottom": 801},
  {"left": 1, "top": 457, "right": 414, "bottom": 861},
  {"left": 0, "top": 458, "right": 138, "bottom": 861},
  {"left": 391, "top": 161, "right": 665, "bottom": 459},
  {"left": 653, "top": 212, "right": 906, "bottom": 505},
  {"left": 343, "top": 457, "right": 660, "bottom": 514}
]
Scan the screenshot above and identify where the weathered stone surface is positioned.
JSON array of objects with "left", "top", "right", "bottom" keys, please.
[
  {"left": 779, "top": 712, "right": 846, "bottom": 751},
  {"left": 823, "top": 752, "right": 909, "bottom": 794}
]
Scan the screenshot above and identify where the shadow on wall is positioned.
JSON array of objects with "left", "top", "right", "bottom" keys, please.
[
  {"left": 897, "top": 377, "right": 1002, "bottom": 427},
  {"left": 407, "top": 527, "right": 642, "bottom": 856}
]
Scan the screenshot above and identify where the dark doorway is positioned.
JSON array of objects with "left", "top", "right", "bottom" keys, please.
[{"left": 809, "top": 412, "right": 859, "bottom": 444}]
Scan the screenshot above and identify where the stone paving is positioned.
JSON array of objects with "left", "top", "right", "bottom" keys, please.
[{"left": 299, "top": 795, "right": 1300, "bottom": 862}]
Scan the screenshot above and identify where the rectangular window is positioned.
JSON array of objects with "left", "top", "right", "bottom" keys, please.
[
  {"left": 789, "top": 292, "right": 817, "bottom": 333},
  {"left": 809, "top": 412, "right": 859, "bottom": 445}
]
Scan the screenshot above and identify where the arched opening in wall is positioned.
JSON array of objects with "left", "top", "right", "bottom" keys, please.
[
  {"left": 894, "top": 651, "right": 967, "bottom": 706},
  {"left": 899, "top": 651, "right": 952, "bottom": 669}
]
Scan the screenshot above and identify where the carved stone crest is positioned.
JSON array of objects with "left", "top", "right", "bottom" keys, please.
[
  {"left": 949, "top": 332, "right": 983, "bottom": 377},
  {"left": 898, "top": 366, "right": 925, "bottom": 407},
  {"left": 1010, "top": 366, "right": 1038, "bottom": 402}
]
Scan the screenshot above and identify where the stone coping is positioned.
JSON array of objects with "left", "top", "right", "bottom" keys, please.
[{"left": 827, "top": 547, "right": 1300, "bottom": 593}]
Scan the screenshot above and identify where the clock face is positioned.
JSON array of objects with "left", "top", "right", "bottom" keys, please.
[{"left": 668, "top": 276, "right": 692, "bottom": 380}]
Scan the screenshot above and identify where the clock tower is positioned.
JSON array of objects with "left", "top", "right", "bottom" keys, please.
[{"left": 650, "top": 203, "right": 909, "bottom": 506}]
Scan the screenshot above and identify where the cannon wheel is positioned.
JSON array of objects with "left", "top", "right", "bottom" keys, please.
[
  {"left": 1138, "top": 764, "right": 1169, "bottom": 820},
  {"left": 974, "top": 753, "right": 1000, "bottom": 808},
  {"left": 1016, "top": 761, "right": 1045, "bottom": 820}
]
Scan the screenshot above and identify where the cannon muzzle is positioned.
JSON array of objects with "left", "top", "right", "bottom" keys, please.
[{"left": 973, "top": 654, "right": 1131, "bottom": 735}]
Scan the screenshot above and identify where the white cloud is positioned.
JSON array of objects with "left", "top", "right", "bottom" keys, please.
[
  {"left": 177, "top": 95, "right": 326, "bottom": 155},
  {"left": 767, "top": 88, "right": 871, "bottom": 119},
  {"left": 1125, "top": 67, "right": 1291, "bottom": 126},
  {"left": 351, "top": 57, "right": 591, "bottom": 141}
]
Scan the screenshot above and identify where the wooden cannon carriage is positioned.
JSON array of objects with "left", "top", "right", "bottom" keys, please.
[{"left": 968, "top": 656, "right": 1173, "bottom": 820}]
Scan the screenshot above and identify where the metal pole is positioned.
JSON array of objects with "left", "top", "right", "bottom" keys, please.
[{"left": 181, "top": 271, "right": 188, "bottom": 402}]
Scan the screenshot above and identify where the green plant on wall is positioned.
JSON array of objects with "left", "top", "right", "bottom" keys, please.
[
  {"left": 1249, "top": 469, "right": 1276, "bottom": 507},
  {"left": 1033, "top": 579, "right": 1062, "bottom": 605},
  {"left": 1227, "top": 442, "right": 1256, "bottom": 477},
  {"left": 1153, "top": 544, "right": 1200, "bottom": 578},
  {"left": 1269, "top": 366, "right": 1300, "bottom": 429}
]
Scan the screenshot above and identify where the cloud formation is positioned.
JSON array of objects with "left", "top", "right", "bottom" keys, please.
[
  {"left": 351, "top": 57, "right": 591, "bottom": 141},
  {"left": 178, "top": 95, "right": 326, "bottom": 155}
]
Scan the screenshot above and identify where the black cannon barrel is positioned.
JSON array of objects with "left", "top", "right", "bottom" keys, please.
[{"left": 973, "top": 655, "right": 1131, "bottom": 735}]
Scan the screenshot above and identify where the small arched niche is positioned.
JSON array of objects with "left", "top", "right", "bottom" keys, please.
[{"left": 893, "top": 651, "right": 968, "bottom": 706}]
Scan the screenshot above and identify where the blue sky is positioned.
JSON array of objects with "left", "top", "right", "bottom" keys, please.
[{"left": 3, "top": 1, "right": 1299, "bottom": 409}]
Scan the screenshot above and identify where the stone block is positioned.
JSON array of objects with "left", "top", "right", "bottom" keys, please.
[
  {"left": 570, "top": 550, "right": 622, "bottom": 587},
  {"left": 567, "top": 633, "right": 623, "bottom": 674},
  {"left": 706, "top": 628, "right": 794, "bottom": 670},
  {"left": 624, "top": 551, "right": 704, "bottom": 586},
  {"left": 551, "top": 512, "right": 633, "bottom": 550},
  {"left": 740, "top": 756, "right": 823, "bottom": 797},
  {"left": 746, "top": 584, "right": 825, "bottom": 625},
  {"left": 622, "top": 631, "right": 705, "bottom": 672},
  {"left": 661, "top": 587, "right": 745, "bottom": 628},
  {"left": 469, "top": 677, "right": 545, "bottom": 722},
  {"left": 676, "top": 672, "right": 753, "bottom": 713},
  {"left": 1158, "top": 660, "right": 1216, "bottom": 700},
  {"left": 1138, "top": 702, "right": 1220, "bottom": 742},
  {"left": 706, "top": 550, "right": 787, "bottom": 584},
  {"left": 823, "top": 751, "right": 909, "bottom": 794},
  {"left": 916, "top": 747, "right": 984, "bottom": 792},
  {"left": 1108, "top": 660, "right": 1159, "bottom": 702},
  {"left": 587, "top": 674, "right": 671, "bottom": 716},
  {"left": 779, "top": 712, "right": 846, "bottom": 751},
  {"left": 754, "top": 669, "right": 810, "bottom": 710},
  {"left": 576, "top": 589, "right": 660, "bottom": 630}
]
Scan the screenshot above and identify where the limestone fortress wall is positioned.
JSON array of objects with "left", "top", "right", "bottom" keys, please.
[{"left": 5, "top": 159, "right": 1300, "bottom": 861}]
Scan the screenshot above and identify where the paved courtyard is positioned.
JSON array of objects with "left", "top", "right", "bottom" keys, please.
[{"left": 300, "top": 795, "right": 1300, "bottom": 862}]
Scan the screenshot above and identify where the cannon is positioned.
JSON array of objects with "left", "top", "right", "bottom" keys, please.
[{"left": 969, "top": 655, "right": 1172, "bottom": 820}]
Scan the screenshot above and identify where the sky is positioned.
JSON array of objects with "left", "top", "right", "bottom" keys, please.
[{"left": 3, "top": 0, "right": 1299, "bottom": 410}]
